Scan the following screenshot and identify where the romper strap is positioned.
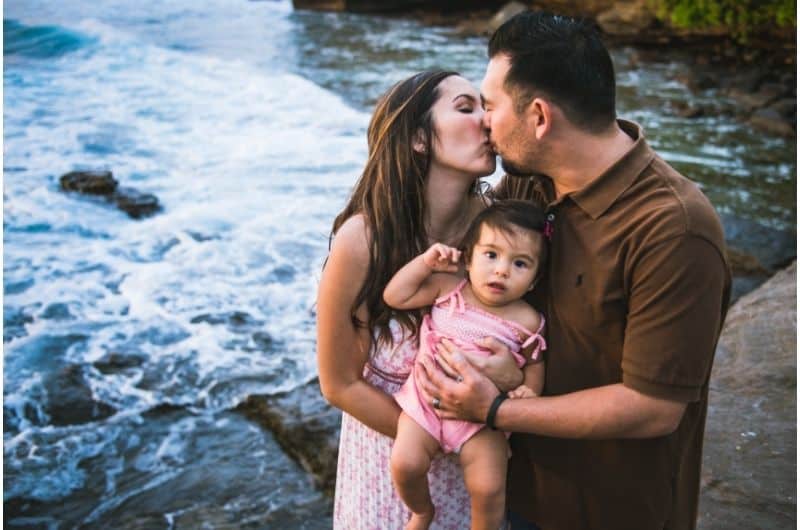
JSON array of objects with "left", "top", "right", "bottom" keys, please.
[
  {"left": 521, "top": 314, "right": 547, "bottom": 361},
  {"left": 433, "top": 279, "right": 468, "bottom": 316}
]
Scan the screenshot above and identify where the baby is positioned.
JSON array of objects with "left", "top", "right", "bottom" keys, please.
[{"left": 384, "top": 199, "right": 548, "bottom": 530}]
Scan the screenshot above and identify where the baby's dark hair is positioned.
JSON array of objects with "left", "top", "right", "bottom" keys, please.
[{"left": 460, "top": 199, "right": 548, "bottom": 278}]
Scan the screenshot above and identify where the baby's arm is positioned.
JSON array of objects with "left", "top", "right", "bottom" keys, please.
[
  {"left": 508, "top": 362, "right": 545, "bottom": 399},
  {"left": 383, "top": 243, "right": 462, "bottom": 310}
]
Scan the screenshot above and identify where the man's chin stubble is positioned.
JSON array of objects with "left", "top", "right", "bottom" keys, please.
[{"left": 500, "top": 158, "right": 532, "bottom": 178}]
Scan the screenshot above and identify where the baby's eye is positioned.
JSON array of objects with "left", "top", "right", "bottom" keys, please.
[
  {"left": 514, "top": 260, "right": 529, "bottom": 268},
  {"left": 484, "top": 251, "right": 496, "bottom": 259}
]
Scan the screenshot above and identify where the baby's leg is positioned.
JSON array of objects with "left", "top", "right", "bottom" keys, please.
[
  {"left": 391, "top": 412, "right": 441, "bottom": 530},
  {"left": 459, "top": 428, "right": 509, "bottom": 530}
]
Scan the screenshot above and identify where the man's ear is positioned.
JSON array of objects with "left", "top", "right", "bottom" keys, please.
[{"left": 526, "top": 98, "right": 552, "bottom": 141}]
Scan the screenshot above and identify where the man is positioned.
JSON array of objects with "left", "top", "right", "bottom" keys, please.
[{"left": 417, "top": 11, "right": 731, "bottom": 530}]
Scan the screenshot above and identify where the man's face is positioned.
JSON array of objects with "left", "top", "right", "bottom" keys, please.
[{"left": 480, "top": 54, "right": 541, "bottom": 177}]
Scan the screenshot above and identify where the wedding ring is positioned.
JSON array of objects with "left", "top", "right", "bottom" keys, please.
[
  {"left": 456, "top": 376, "right": 464, "bottom": 383},
  {"left": 432, "top": 398, "right": 441, "bottom": 410}
]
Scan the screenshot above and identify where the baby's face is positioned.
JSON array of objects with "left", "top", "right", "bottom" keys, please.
[{"left": 466, "top": 225, "right": 542, "bottom": 307}]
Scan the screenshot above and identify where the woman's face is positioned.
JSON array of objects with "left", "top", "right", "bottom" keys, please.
[{"left": 427, "top": 76, "right": 496, "bottom": 178}]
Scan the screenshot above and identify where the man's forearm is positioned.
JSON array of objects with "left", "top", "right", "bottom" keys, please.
[{"left": 494, "top": 383, "right": 686, "bottom": 439}]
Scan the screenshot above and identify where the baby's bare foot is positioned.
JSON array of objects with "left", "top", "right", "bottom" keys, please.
[{"left": 405, "top": 509, "right": 434, "bottom": 530}]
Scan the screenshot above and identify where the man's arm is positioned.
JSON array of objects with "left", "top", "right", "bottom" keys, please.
[{"left": 416, "top": 346, "right": 685, "bottom": 439}]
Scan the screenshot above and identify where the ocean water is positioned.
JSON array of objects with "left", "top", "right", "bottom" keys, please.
[{"left": 3, "top": 0, "right": 795, "bottom": 527}]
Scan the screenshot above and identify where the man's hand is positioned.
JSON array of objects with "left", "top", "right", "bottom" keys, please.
[
  {"left": 415, "top": 338, "right": 500, "bottom": 423},
  {"left": 461, "top": 337, "right": 524, "bottom": 392}
]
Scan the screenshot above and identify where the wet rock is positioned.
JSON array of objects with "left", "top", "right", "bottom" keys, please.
[
  {"left": 769, "top": 98, "right": 797, "bottom": 120},
  {"left": 720, "top": 214, "right": 795, "bottom": 303},
  {"left": 671, "top": 100, "right": 706, "bottom": 118},
  {"left": 488, "top": 2, "right": 527, "bottom": 35},
  {"left": 41, "top": 302, "right": 73, "bottom": 320},
  {"left": 749, "top": 107, "right": 796, "bottom": 137},
  {"left": 6, "top": 409, "right": 332, "bottom": 529},
  {"left": 725, "top": 247, "right": 770, "bottom": 277},
  {"left": 43, "top": 364, "right": 117, "bottom": 426},
  {"left": 4, "top": 307, "right": 34, "bottom": 342},
  {"left": 113, "top": 186, "right": 161, "bottom": 219},
  {"left": 721, "top": 214, "right": 796, "bottom": 274},
  {"left": 59, "top": 170, "right": 118, "bottom": 195},
  {"left": 236, "top": 378, "right": 341, "bottom": 495},
  {"left": 93, "top": 351, "right": 148, "bottom": 374},
  {"left": 252, "top": 331, "right": 274, "bottom": 350},
  {"left": 58, "top": 170, "right": 161, "bottom": 219},
  {"left": 190, "top": 311, "right": 263, "bottom": 333},
  {"left": 728, "top": 87, "right": 780, "bottom": 111},
  {"left": 596, "top": 1, "right": 656, "bottom": 36},
  {"left": 5, "top": 278, "right": 35, "bottom": 295},
  {"left": 700, "top": 261, "right": 796, "bottom": 529}
]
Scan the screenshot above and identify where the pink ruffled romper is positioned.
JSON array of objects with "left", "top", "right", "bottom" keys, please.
[{"left": 394, "top": 279, "right": 547, "bottom": 453}]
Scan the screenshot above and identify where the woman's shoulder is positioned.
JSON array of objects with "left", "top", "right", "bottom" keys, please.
[
  {"left": 330, "top": 214, "right": 370, "bottom": 265},
  {"left": 333, "top": 213, "right": 369, "bottom": 246}
]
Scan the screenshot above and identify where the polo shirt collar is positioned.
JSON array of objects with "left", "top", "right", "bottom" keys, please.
[{"left": 567, "top": 119, "right": 654, "bottom": 220}]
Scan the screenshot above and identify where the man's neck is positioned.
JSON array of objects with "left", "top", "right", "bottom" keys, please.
[{"left": 550, "top": 123, "right": 635, "bottom": 199}]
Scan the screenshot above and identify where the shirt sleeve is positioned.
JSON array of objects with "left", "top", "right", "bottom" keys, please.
[{"left": 621, "top": 234, "right": 730, "bottom": 402}]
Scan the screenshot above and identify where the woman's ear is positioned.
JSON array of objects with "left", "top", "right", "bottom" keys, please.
[{"left": 413, "top": 129, "right": 427, "bottom": 154}]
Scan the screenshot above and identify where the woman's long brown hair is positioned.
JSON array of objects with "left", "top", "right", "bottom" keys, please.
[{"left": 329, "top": 70, "right": 459, "bottom": 351}]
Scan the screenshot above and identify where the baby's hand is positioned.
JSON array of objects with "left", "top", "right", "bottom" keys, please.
[
  {"left": 422, "top": 243, "right": 461, "bottom": 273},
  {"left": 508, "top": 385, "right": 537, "bottom": 399}
]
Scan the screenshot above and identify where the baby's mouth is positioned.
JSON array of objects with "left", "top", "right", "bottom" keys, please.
[{"left": 487, "top": 281, "right": 506, "bottom": 292}]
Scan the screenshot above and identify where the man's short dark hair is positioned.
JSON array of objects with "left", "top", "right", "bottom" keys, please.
[{"left": 488, "top": 11, "right": 616, "bottom": 132}]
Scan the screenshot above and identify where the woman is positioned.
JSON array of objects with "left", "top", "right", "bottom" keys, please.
[{"left": 317, "top": 70, "right": 518, "bottom": 529}]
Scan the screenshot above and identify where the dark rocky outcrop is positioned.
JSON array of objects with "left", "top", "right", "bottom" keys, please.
[
  {"left": 113, "top": 186, "right": 161, "bottom": 219},
  {"left": 59, "top": 170, "right": 162, "bottom": 219},
  {"left": 721, "top": 214, "right": 796, "bottom": 303},
  {"left": 190, "top": 311, "right": 264, "bottom": 332},
  {"left": 235, "top": 378, "right": 341, "bottom": 495},
  {"left": 43, "top": 364, "right": 117, "bottom": 426},
  {"left": 93, "top": 351, "right": 148, "bottom": 374},
  {"left": 59, "top": 170, "right": 118, "bottom": 195},
  {"left": 700, "top": 261, "right": 796, "bottom": 529}
]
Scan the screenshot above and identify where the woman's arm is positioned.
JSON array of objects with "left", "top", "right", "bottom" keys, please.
[
  {"left": 383, "top": 243, "right": 461, "bottom": 310},
  {"left": 316, "top": 215, "right": 401, "bottom": 438}
]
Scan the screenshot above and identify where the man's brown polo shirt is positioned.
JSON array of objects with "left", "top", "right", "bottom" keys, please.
[{"left": 496, "top": 120, "right": 731, "bottom": 530}]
